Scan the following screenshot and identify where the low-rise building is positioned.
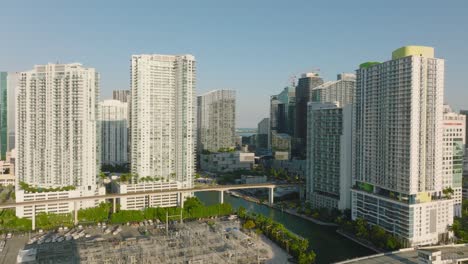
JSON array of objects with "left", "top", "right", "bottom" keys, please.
[
  {"left": 200, "top": 151, "right": 255, "bottom": 173},
  {"left": 238, "top": 175, "right": 267, "bottom": 184},
  {"left": 0, "top": 150, "right": 15, "bottom": 186},
  {"left": 112, "top": 181, "right": 181, "bottom": 210},
  {"left": 337, "top": 244, "right": 468, "bottom": 264},
  {"left": 0, "top": 174, "right": 14, "bottom": 186},
  {"left": 271, "top": 132, "right": 291, "bottom": 155},
  {"left": 274, "top": 151, "right": 289, "bottom": 161},
  {"left": 260, "top": 158, "right": 306, "bottom": 179}
]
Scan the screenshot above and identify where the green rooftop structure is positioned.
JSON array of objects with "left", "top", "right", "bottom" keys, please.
[
  {"left": 359, "top": 61, "right": 380, "bottom": 69},
  {"left": 392, "top": 45, "right": 434, "bottom": 59}
]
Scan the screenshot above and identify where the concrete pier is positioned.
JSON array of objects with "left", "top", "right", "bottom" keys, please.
[
  {"left": 268, "top": 187, "right": 274, "bottom": 205},
  {"left": 219, "top": 190, "right": 224, "bottom": 204}
]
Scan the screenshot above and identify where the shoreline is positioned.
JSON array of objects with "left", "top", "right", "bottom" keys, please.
[
  {"left": 336, "top": 229, "right": 383, "bottom": 253},
  {"left": 228, "top": 190, "right": 338, "bottom": 227},
  {"left": 260, "top": 235, "right": 293, "bottom": 264}
]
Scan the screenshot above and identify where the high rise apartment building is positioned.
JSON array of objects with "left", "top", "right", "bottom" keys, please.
[
  {"left": 294, "top": 73, "right": 324, "bottom": 158},
  {"left": 306, "top": 102, "right": 353, "bottom": 210},
  {"left": 270, "top": 86, "right": 295, "bottom": 136},
  {"left": 460, "top": 110, "right": 468, "bottom": 145},
  {"left": 16, "top": 63, "right": 104, "bottom": 218},
  {"left": 112, "top": 90, "right": 130, "bottom": 103},
  {"left": 257, "top": 118, "right": 270, "bottom": 150},
  {"left": 197, "top": 90, "right": 236, "bottom": 153},
  {"left": 461, "top": 110, "right": 468, "bottom": 200},
  {"left": 0, "top": 72, "right": 17, "bottom": 160},
  {"left": 130, "top": 54, "right": 195, "bottom": 190},
  {"left": 442, "top": 105, "right": 465, "bottom": 217},
  {"left": 351, "top": 46, "right": 453, "bottom": 246},
  {"left": 311, "top": 73, "right": 355, "bottom": 107},
  {"left": 100, "top": 99, "right": 129, "bottom": 166}
]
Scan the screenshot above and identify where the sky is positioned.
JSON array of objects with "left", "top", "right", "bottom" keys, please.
[{"left": 1, "top": 0, "right": 467, "bottom": 127}]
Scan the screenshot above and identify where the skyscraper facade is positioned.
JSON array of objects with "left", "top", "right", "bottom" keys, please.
[
  {"left": 461, "top": 110, "right": 468, "bottom": 200},
  {"left": 0, "top": 72, "right": 17, "bottom": 160},
  {"left": 130, "top": 54, "right": 195, "bottom": 188},
  {"left": 270, "top": 86, "right": 295, "bottom": 136},
  {"left": 100, "top": 99, "right": 129, "bottom": 166},
  {"left": 197, "top": 90, "right": 236, "bottom": 153},
  {"left": 294, "top": 73, "right": 324, "bottom": 158},
  {"left": 442, "top": 105, "right": 465, "bottom": 217},
  {"left": 352, "top": 46, "right": 452, "bottom": 246},
  {"left": 306, "top": 102, "right": 353, "bottom": 210},
  {"left": 112, "top": 89, "right": 130, "bottom": 103},
  {"left": 311, "top": 73, "right": 355, "bottom": 107},
  {"left": 257, "top": 118, "right": 270, "bottom": 150},
  {"left": 461, "top": 110, "right": 468, "bottom": 146},
  {"left": 16, "top": 63, "right": 103, "bottom": 218}
]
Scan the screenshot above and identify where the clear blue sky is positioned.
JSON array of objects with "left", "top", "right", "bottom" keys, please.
[{"left": 1, "top": 0, "right": 467, "bottom": 127}]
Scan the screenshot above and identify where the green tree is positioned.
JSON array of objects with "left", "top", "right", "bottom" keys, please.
[
  {"left": 355, "top": 218, "right": 368, "bottom": 239},
  {"left": 386, "top": 236, "right": 400, "bottom": 250},
  {"left": 184, "top": 197, "right": 203, "bottom": 211},
  {"left": 243, "top": 220, "right": 256, "bottom": 229},
  {"left": 443, "top": 187, "right": 454, "bottom": 199},
  {"left": 237, "top": 206, "right": 247, "bottom": 218},
  {"left": 370, "top": 225, "right": 386, "bottom": 248},
  {"left": 78, "top": 203, "right": 111, "bottom": 223},
  {"left": 298, "top": 252, "right": 316, "bottom": 264}
]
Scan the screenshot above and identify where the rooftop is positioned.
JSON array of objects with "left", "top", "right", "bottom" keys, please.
[{"left": 337, "top": 244, "right": 468, "bottom": 264}]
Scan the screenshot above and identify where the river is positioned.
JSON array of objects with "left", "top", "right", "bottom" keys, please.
[{"left": 196, "top": 191, "right": 373, "bottom": 264}]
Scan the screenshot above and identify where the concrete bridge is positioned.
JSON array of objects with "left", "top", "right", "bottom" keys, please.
[{"left": 0, "top": 183, "right": 299, "bottom": 230}]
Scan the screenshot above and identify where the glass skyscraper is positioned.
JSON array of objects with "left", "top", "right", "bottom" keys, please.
[{"left": 0, "top": 72, "right": 16, "bottom": 160}]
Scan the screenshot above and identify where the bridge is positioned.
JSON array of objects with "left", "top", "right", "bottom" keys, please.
[{"left": 0, "top": 183, "right": 300, "bottom": 230}]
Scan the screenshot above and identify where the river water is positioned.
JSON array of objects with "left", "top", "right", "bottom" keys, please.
[{"left": 196, "top": 191, "right": 373, "bottom": 264}]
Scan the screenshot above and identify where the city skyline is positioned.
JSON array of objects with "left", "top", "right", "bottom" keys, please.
[{"left": 1, "top": 1, "right": 467, "bottom": 127}]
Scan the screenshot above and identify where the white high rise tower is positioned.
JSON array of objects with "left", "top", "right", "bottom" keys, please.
[
  {"left": 130, "top": 54, "right": 195, "bottom": 188},
  {"left": 352, "top": 46, "right": 453, "bottom": 246},
  {"left": 197, "top": 90, "right": 236, "bottom": 153},
  {"left": 16, "top": 63, "right": 104, "bottom": 218}
]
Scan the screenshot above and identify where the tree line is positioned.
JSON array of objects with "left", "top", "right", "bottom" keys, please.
[
  {"left": 238, "top": 206, "right": 316, "bottom": 264},
  {"left": 0, "top": 198, "right": 232, "bottom": 232}
]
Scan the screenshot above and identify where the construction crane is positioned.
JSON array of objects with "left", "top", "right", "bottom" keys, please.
[
  {"left": 287, "top": 67, "right": 321, "bottom": 87},
  {"left": 288, "top": 74, "right": 297, "bottom": 87}
]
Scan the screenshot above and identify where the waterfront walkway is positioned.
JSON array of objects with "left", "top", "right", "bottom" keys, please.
[
  {"left": 336, "top": 230, "right": 383, "bottom": 253},
  {"left": 281, "top": 208, "right": 338, "bottom": 227},
  {"left": 229, "top": 190, "right": 338, "bottom": 227}
]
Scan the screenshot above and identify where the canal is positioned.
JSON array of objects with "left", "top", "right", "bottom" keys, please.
[{"left": 196, "top": 191, "right": 373, "bottom": 264}]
